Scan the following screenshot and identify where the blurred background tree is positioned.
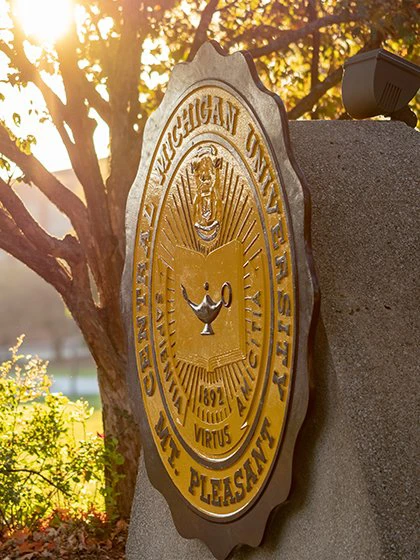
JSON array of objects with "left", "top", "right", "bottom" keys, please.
[{"left": 0, "top": 0, "right": 418, "bottom": 517}]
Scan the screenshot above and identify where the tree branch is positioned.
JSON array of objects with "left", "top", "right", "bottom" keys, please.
[
  {"left": 287, "top": 35, "right": 383, "bottom": 119},
  {"left": 0, "top": 208, "right": 72, "bottom": 296},
  {"left": 56, "top": 23, "right": 108, "bottom": 201},
  {"left": 248, "top": 12, "right": 361, "bottom": 58},
  {"left": 83, "top": 78, "right": 112, "bottom": 125},
  {"left": 0, "top": 135, "right": 87, "bottom": 242},
  {"left": 287, "top": 66, "right": 343, "bottom": 119},
  {"left": 4, "top": 22, "right": 111, "bottom": 230},
  {"left": 6, "top": 16, "right": 111, "bottom": 128},
  {"left": 3, "top": 18, "right": 122, "bottom": 347},
  {"left": 54, "top": 22, "right": 127, "bottom": 314},
  {"left": 1, "top": 28, "right": 75, "bottom": 154},
  {"left": 106, "top": 0, "right": 144, "bottom": 249},
  {"left": 187, "top": 0, "right": 220, "bottom": 61},
  {"left": 308, "top": 0, "right": 320, "bottom": 118},
  {"left": 0, "top": 124, "right": 107, "bottom": 299},
  {"left": 0, "top": 468, "right": 71, "bottom": 495},
  {"left": 0, "top": 186, "right": 109, "bottom": 361},
  {"left": 0, "top": 125, "right": 88, "bottom": 239},
  {"left": 217, "top": 0, "right": 239, "bottom": 14},
  {"left": 308, "top": 1, "right": 320, "bottom": 86},
  {"left": 0, "top": 176, "right": 80, "bottom": 262}
]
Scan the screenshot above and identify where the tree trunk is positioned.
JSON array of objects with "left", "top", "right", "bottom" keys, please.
[
  {"left": 100, "top": 367, "right": 141, "bottom": 518},
  {"left": 65, "top": 292, "right": 141, "bottom": 519}
]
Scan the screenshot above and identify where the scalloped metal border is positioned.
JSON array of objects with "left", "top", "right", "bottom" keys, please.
[{"left": 121, "top": 41, "right": 320, "bottom": 560}]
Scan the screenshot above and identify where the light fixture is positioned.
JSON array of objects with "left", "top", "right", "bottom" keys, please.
[{"left": 342, "top": 48, "right": 420, "bottom": 128}]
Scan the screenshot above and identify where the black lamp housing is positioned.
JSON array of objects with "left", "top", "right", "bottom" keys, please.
[{"left": 342, "top": 49, "right": 420, "bottom": 128}]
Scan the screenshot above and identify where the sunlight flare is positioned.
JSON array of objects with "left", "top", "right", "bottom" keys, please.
[{"left": 13, "top": 0, "right": 73, "bottom": 44}]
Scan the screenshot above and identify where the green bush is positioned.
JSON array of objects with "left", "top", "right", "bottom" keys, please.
[{"left": 0, "top": 337, "right": 123, "bottom": 532}]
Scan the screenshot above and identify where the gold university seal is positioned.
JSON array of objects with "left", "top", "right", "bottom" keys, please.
[{"left": 124, "top": 42, "right": 318, "bottom": 559}]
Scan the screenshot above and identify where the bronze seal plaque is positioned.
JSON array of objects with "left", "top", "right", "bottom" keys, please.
[{"left": 122, "top": 42, "right": 318, "bottom": 559}]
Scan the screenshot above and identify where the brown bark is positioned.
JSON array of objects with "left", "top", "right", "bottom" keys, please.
[
  {"left": 247, "top": 12, "right": 362, "bottom": 58},
  {"left": 100, "top": 368, "right": 141, "bottom": 518},
  {"left": 187, "top": 0, "right": 219, "bottom": 61},
  {"left": 106, "top": 0, "right": 144, "bottom": 253}
]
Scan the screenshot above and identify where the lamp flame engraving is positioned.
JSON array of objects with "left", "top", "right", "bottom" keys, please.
[{"left": 181, "top": 281, "right": 232, "bottom": 335}]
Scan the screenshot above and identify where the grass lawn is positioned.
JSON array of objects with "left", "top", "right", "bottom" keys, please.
[{"left": 89, "top": 407, "right": 103, "bottom": 433}]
